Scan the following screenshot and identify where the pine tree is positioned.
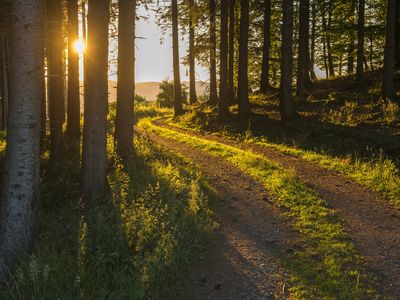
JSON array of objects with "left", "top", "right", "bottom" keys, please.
[{"left": 218, "top": 0, "right": 230, "bottom": 119}]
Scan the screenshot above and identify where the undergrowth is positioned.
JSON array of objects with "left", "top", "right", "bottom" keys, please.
[{"left": 141, "top": 119, "right": 378, "bottom": 299}]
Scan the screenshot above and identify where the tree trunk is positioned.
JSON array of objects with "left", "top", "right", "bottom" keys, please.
[
  {"left": 209, "top": 0, "right": 218, "bottom": 105},
  {"left": 395, "top": 0, "right": 400, "bottom": 69},
  {"left": 356, "top": 0, "right": 365, "bottom": 82},
  {"left": 347, "top": 0, "right": 356, "bottom": 74},
  {"left": 0, "top": 0, "right": 44, "bottom": 270},
  {"left": 326, "top": 0, "right": 335, "bottom": 77},
  {"left": 0, "top": 33, "right": 5, "bottom": 131},
  {"left": 188, "top": 0, "right": 197, "bottom": 104},
  {"left": 237, "top": 0, "right": 250, "bottom": 119},
  {"left": 67, "top": 0, "right": 80, "bottom": 139},
  {"left": 280, "top": 0, "right": 296, "bottom": 122},
  {"left": 296, "top": 0, "right": 311, "bottom": 98},
  {"left": 310, "top": 0, "right": 317, "bottom": 80},
  {"left": 82, "top": 0, "right": 109, "bottom": 201},
  {"left": 382, "top": 0, "right": 396, "bottom": 100},
  {"left": 115, "top": 0, "right": 136, "bottom": 158},
  {"left": 260, "top": 0, "right": 272, "bottom": 94},
  {"left": 219, "top": 0, "right": 229, "bottom": 119},
  {"left": 172, "top": 0, "right": 184, "bottom": 116},
  {"left": 228, "top": 0, "right": 235, "bottom": 103},
  {"left": 47, "top": 0, "right": 65, "bottom": 160}
]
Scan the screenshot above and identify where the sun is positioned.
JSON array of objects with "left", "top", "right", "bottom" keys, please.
[{"left": 73, "top": 39, "right": 85, "bottom": 54}]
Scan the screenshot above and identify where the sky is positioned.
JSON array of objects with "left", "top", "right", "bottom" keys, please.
[{"left": 134, "top": 6, "right": 208, "bottom": 83}]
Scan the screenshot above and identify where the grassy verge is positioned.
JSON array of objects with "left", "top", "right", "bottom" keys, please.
[
  {"left": 141, "top": 119, "right": 378, "bottom": 299},
  {"left": 172, "top": 114, "right": 400, "bottom": 209},
  {"left": 0, "top": 132, "right": 214, "bottom": 299}
]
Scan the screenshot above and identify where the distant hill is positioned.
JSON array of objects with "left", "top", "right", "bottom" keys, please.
[{"left": 108, "top": 80, "right": 209, "bottom": 102}]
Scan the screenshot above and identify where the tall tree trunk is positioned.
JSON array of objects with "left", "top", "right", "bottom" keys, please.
[
  {"left": 209, "top": 0, "right": 218, "bottom": 105},
  {"left": 47, "top": 0, "right": 65, "bottom": 160},
  {"left": 0, "top": 33, "right": 5, "bottom": 131},
  {"left": 219, "top": 0, "right": 229, "bottom": 119},
  {"left": 326, "top": 0, "right": 335, "bottom": 77},
  {"left": 356, "top": 0, "right": 365, "bottom": 82},
  {"left": 172, "top": 0, "right": 184, "bottom": 116},
  {"left": 296, "top": 0, "right": 311, "bottom": 98},
  {"left": 115, "top": 0, "right": 136, "bottom": 158},
  {"left": 237, "top": 0, "right": 250, "bottom": 119},
  {"left": 82, "top": 0, "right": 109, "bottom": 201},
  {"left": 188, "top": 0, "right": 197, "bottom": 104},
  {"left": 382, "top": 0, "right": 396, "bottom": 100},
  {"left": 260, "top": 0, "right": 272, "bottom": 94},
  {"left": 67, "top": 0, "right": 80, "bottom": 139},
  {"left": 280, "top": 0, "right": 296, "bottom": 122},
  {"left": 228, "top": 0, "right": 235, "bottom": 103},
  {"left": 347, "top": 0, "right": 356, "bottom": 74},
  {"left": 395, "top": 0, "right": 400, "bottom": 69},
  {"left": 310, "top": 0, "right": 317, "bottom": 80},
  {"left": 0, "top": 0, "right": 44, "bottom": 270}
]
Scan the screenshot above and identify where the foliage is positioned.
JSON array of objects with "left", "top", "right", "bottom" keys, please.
[{"left": 156, "top": 80, "right": 188, "bottom": 108}]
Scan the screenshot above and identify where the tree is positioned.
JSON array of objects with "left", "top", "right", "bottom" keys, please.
[
  {"left": 188, "top": 0, "right": 197, "bottom": 104},
  {"left": 82, "top": 0, "right": 110, "bottom": 201},
  {"left": 0, "top": 0, "right": 44, "bottom": 270},
  {"left": 296, "top": 0, "right": 311, "bottom": 98},
  {"left": 172, "top": 0, "right": 184, "bottom": 116},
  {"left": 228, "top": 0, "right": 236, "bottom": 103},
  {"left": 115, "top": 0, "right": 136, "bottom": 158},
  {"left": 208, "top": 0, "right": 218, "bottom": 105},
  {"left": 280, "top": 0, "right": 296, "bottom": 122},
  {"left": 394, "top": 0, "right": 400, "bottom": 69},
  {"left": 47, "top": 0, "right": 65, "bottom": 160},
  {"left": 67, "top": 0, "right": 81, "bottom": 139},
  {"left": 156, "top": 79, "right": 188, "bottom": 108},
  {"left": 356, "top": 0, "right": 365, "bottom": 82},
  {"left": 260, "top": 0, "right": 272, "bottom": 94},
  {"left": 0, "top": 33, "right": 6, "bottom": 131},
  {"left": 382, "top": 0, "right": 396, "bottom": 100},
  {"left": 237, "top": 0, "right": 250, "bottom": 119},
  {"left": 218, "top": 0, "right": 230, "bottom": 119}
]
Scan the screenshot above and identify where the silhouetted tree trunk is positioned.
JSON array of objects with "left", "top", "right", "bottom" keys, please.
[
  {"left": 0, "top": 33, "right": 5, "bottom": 131},
  {"left": 237, "top": 0, "right": 250, "bottom": 119},
  {"left": 280, "top": 0, "right": 296, "bottom": 122},
  {"left": 347, "top": 0, "right": 356, "bottom": 74},
  {"left": 228, "top": 0, "right": 235, "bottom": 103},
  {"left": 172, "top": 0, "right": 184, "bottom": 116},
  {"left": 0, "top": 0, "right": 44, "bottom": 271},
  {"left": 356, "top": 0, "right": 365, "bottom": 82},
  {"left": 296, "top": 0, "right": 311, "bottom": 98},
  {"left": 47, "top": 0, "right": 64, "bottom": 160},
  {"left": 395, "top": 0, "right": 400, "bottom": 69},
  {"left": 260, "top": 0, "right": 271, "bottom": 94},
  {"left": 82, "top": 0, "right": 109, "bottom": 201},
  {"left": 382, "top": 0, "right": 396, "bottom": 100},
  {"left": 219, "top": 0, "right": 229, "bottom": 119},
  {"left": 310, "top": 0, "right": 317, "bottom": 80},
  {"left": 188, "top": 0, "right": 197, "bottom": 104},
  {"left": 115, "top": 0, "right": 136, "bottom": 158},
  {"left": 209, "top": 0, "right": 218, "bottom": 105},
  {"left": 67, "top": 0, "right": 80, "bottom": 139},
  {"left": 326, "top": 1, "right": 335, "bottom": 77}
]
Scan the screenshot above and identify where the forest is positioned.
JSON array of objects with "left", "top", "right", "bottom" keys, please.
[{"left": 0, "top": 0, "right": 399, "bottom": 299}]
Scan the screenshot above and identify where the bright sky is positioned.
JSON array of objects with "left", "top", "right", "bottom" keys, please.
[{"left": 135, "top": 6, "right": 208, "bottom": 83}]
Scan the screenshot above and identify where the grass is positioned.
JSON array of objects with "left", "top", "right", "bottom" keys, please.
[
  {"left": 141, "top": 119, "right": 378, "bottom": 299},
  {"left": 0, "top": 106, "right": 215, "bottom": 299}
]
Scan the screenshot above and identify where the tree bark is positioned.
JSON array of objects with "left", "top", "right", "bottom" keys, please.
[
  {"left": 347, "top": 0, "right": 356, "bottom": 74},
  {"left": 280, "top": 0, "right": 296, "bottom": 122},
  {"left": 82, "top": 0, "right": 109, "bottom": 201},
  {"left": 237, "top": 0, "right": 250, "bottom": 119},
  {"left": 382, "top": 0, "right": 396, "bottom": 100},
  {"left": 395, "top": 0, "right": 400, "bottom": 69},
  {"left": 228, "top": 0, "right": 235, "bottom": 103},
  {"left": 218, "top": 0, "right": 229, "bottom": 119},
  {"left": 260, "top": 0, "right": 272, "bottom": 94},
  {"left": 188, "top": 0, "right": 197, "bottom": 104},
  {"left": 296, "top": 0, "right": 311, "bottom": 98},
  {"left": 310, "top": 0, "right": 317, "bottom": 80},
  {"left": 172, "top": 0, "right": 184, "bottom": 116},
  {"left": 326, "top": 0, "right": 335, "bottom": 77},
  {"left": 209, "top": 0, "right": 218, "bottom": 105},
  {"left": 47, "top": 0, "right": 65, "bottom": 160},
  {"left": 0, "top": 33, "right": 5, "bottom": 131},
  {"left": 356, "top": 0, "right": 365, "bottom": 82},
  {"left": 115, "top": 0, "right": 136, "bottom": 158},
  {"left": 67, "top": 0, "right": 80, "bottom": 139},
  {"left": 0, "top": 0, "right": 44, "bottom": 270}
]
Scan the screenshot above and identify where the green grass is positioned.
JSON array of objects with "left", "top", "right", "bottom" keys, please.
[
  {"left": 141, "top": 119, "right": 378, "bottom": 299},
  {"left": 0, "top": 133, "right": 215, "bottom": 299},
  {"left": 170, "top": 118, "right": 400, "bottom": 209}
]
